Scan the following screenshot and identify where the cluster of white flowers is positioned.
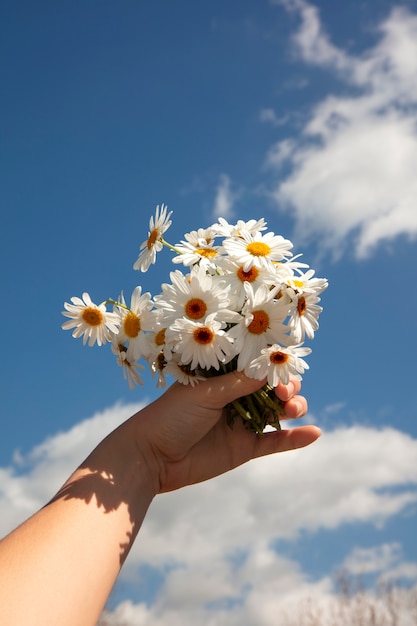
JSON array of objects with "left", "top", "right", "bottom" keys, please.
[{"left": 62, "top": 204, "right": 327, "bottom": 432}]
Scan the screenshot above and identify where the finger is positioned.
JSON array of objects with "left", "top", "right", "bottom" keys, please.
[
  {"left": 275, "top": 378, "right": 302, "bottom": 402},
  {"left": 252, "top": 425, "right": 321, "bottom": 459},
  {"left": 279, "top": 394, "right": 308, "bottom": 420},
  {"left": 196, "top": 370, "right": 267, "bottom": 409}
]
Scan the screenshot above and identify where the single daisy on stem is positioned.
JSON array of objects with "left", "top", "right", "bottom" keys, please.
[
  {"left": 289, "top": 291, "right": 323, "bottom": 343},
  {"left": 111, "top": 340, "right": 145, "bottom": 390},
  {"left": 227, "top": 282, "right": 289, "bottom": 371},
  {"left": 246, "top": 343, "right": 311, "bottom": 387},
  {"left": 223, "top": 229, "right": 293, "bottom": 272},
  {"left": 133, "top": 203, "right": 173, "bottom": 272},
  {"left": 113, "top": 287, "right": 160, "bottom": 360},
  {"left": 62, "top": 292, "right": 120, "bottom": 347},
  {"left": 166, "top": 313, "right": 235, "bottom": 371}
]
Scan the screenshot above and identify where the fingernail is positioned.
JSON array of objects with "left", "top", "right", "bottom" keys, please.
[{"left": 294, "top": 401, "right": 303, "bottom": 415}]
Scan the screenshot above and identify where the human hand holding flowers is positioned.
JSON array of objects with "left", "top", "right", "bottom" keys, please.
[
  {"left": 135, "top": 370, "right": 317, "bottom": 493},
  {"left": 62, "top": 204, "right": 328, "bottom": 433}
]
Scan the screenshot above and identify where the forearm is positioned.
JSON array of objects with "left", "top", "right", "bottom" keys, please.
[{"left": 0, "top": 410, "right": 157, "bottom": 626}]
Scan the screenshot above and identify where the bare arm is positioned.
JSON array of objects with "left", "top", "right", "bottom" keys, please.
[{"left": 0, "top": 372, "right": 320, "bottom": 626}]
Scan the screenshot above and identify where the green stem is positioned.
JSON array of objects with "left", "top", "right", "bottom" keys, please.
[
  {"left": 104, "top": 299, "right": 130, "bottom": 311},
  {"left": 161, "top": 238, "right": 183, "bottom": 255}
]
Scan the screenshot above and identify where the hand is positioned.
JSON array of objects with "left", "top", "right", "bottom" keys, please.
[{"left": 136, "top": 371, "right": 321, "bottom": 493}]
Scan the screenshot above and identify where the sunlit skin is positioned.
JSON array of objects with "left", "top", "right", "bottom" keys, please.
[{"left": 0, "top": 372, "right": 319, "bottom": 626}]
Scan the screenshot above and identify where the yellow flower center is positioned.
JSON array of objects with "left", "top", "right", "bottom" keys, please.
[
  {"left": 147, "top": 228, "right": 159, "bottom": 250},
  {"left": 154, "top": 328, "right": 166, "bottom": 346},
  {"left": 82, "top": 307, "right": 103, "bottom": 327},
  {"left": 196, "top": 247, "right": 217, "bottom": 258},
  {"left": 247, "top": 310, "right": 269, "bottom": 334},
  {"left": 297, "top": 296, "right": 306, "bottom": 317},
  {"left": 292, "top": 279, "right": 304, "bottom": 289},
  {"left": 193, "top": 327, "right": 214, "bottom": 345},
  {"left": 269, "top": 351, "right": 289, "bottom": 365},
  {"left": 124, "top": 312, "right": 141, "bottom": 338},
  {"left": 237, "top": 266, "right": 259, "bottom": 283},
  {"left": 246, "top": 242, "right": 271, "bottom": 257},
  {"left": 185, "top": 298, "right": 207, "bottom": 320}
]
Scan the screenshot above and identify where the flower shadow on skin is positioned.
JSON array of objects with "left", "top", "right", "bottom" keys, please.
[{"left": 47, "top": 458, "right": 139, "bottom": 566}]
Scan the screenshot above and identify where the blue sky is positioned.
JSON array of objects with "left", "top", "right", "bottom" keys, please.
[{"left": 1, "top": 0, "right": 417, "bottom": 623}]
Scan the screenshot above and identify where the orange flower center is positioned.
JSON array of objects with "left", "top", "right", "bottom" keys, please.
[
  {"left": 237, "top": 266, "right": 259, "bottom": 283},
  {"left": 82, "top": 307, "right": 103, "bottom": 327},
  {"left": 124, "top": 312, "right": 141, "bottom": 337},
  {"left": 185, "top": 298, "right": 207, "bottom": 320},
  {"left": 147, "top": 228, "right": 159, "bottom": 249},
  {"left": 269, "top": 351, "right": 289, "bottom": 365},
  {"left": 193, "top": 327, "right": 214, "bottom": 345},
  {"left": 156, "top": 351, "right": 166, "bottom": 371},
  {"left": 247, "top": 310, "right": 269, "bottom": 334},
  {"left": 246, "top": 242, "right": 271, "bottom": 257},
  {"left": 297, "top": 296, "right": 306, "bottom": 317},
  {"left": 154, "top": 328, "right": 166, "bottom": 345}
]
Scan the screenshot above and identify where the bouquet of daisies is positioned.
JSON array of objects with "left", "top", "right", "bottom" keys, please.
[{"left": 62, "top": 204, "right": 327, "bottom": 434}]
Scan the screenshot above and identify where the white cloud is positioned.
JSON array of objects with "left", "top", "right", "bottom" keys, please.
[
  {"left": 211, "top": 173, "right": 239, "bottom": 220},
  {"left": 343, "top": 543, "right": 417, "bottom": 584},
  {"left": 2, "top": 399, "right": 417, "bottom": 625},
  {"left": 268, "top": 1, "right": 417, "bottom": 259},
  {"left": 259, "top": 107, "right": 289, "bottom": 127},
  {"left": 130, "top": 424, "right": 417, "bottom": 572},
  {"left": 0, "top": 401, "right": 145, "bottom": 537}
]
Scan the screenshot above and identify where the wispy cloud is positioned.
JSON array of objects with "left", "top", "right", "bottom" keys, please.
[
  {"left": 211, "top": 173, "right": 239, "bottom": 220},
  {"left": 267, "top": 1, "right": 417, "bottom": 259}
]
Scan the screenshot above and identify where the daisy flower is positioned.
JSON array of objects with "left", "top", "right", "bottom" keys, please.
[
  {"left": 288, "top": 292, "right": 323, "bottom": 343},
  {"left": 133, "top": 203, "right": 172, "bottom": 272},
  {"left": 227, "top": 282, "right": 289, "bottom": 370},
  {"left": 164, "top": 356, "right": 207, "bottom": 387},
  {"left": 166, "top": 313, "right": 235, "bottom": 371},
  {"left": 114, "top": 286, "right": 160, "bottom": 360},
  {"left": 154, "top": 266, "right": 238, "bottom": 327},
  {"left": 211, "top": 217, "right": 268, "bottom": 238},
  {"left": 111, "top": 340, "right": 144, "bottom": 390},
  {"left": 145, "top": 326, "right": 172, "bottom": 362},
  {"left": 171, "top": 227, "right": 222, "bottom": 270},
  {"left": 62, "top": 292, "right": 120, "bottom": 347},
  {"left": 215, "top": 256, "right": 277, "bottom": 310},
  {"left": 223, "top": 229, "right": 293, "bottom": 272},
  {"left": 246, "top": 344, "right": 311, "bottom": 386},
  {"left": 285, "top": 268, "right": 328, "bottom": 296}
]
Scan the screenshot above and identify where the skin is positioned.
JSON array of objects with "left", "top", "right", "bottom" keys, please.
[{"left": 0, "top": 372, "right": 320, "bottom": 626}]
